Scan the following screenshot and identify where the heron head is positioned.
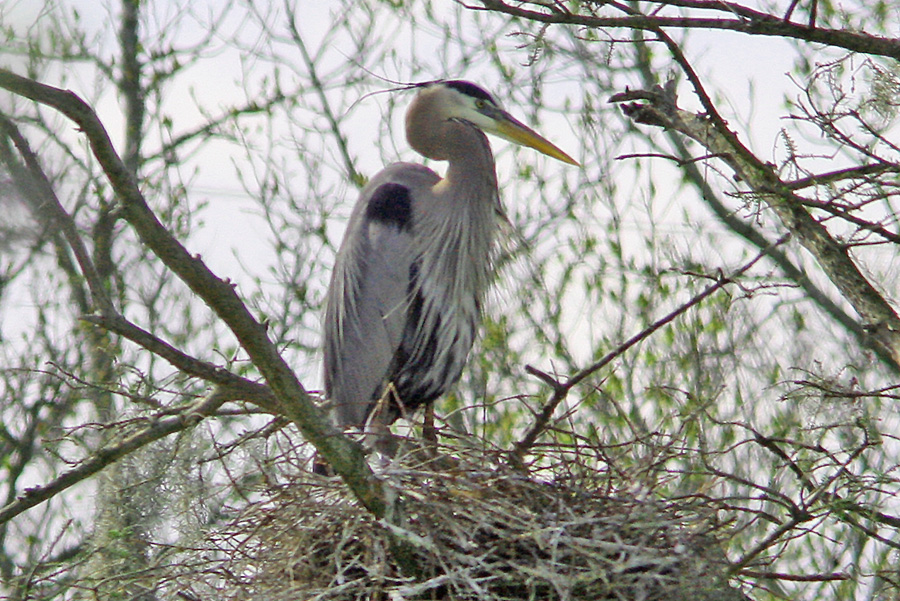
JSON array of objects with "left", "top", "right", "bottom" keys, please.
[{"left": 417, "top": 80, "right": 580, "bottom": 166}]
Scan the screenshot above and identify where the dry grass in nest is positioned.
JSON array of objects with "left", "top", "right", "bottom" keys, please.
[{"left": 180, "top": 436, "right": 751, "bottom": 601}]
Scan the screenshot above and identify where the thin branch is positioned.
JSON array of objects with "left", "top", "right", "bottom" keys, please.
[
  {"left": 751, "top": 428, "right": 900, "bottom": 532},
  {"left": 626, "top": 43, "right": 899, "bottom": 372},
  {"left": 0, "top": 68, "right": 387, "bottom": 519},
  {"left": 79, "top": 313, "right": 280, "bottom": 412},
  {"left": 0, "top": 387, "right": 228, "bottom": 527},
  {"left": 795, "top": 197, "right": 900, "bottom": 245},
  {"left": 614, "top": 151, "right": 730, "bottom": 165},
  {"left": 512, "top": 236, "right": 788, "bottom": 463},
  {"left": 0, "top": 114, "right": 114, "bottom": 316},
  {"left": 473, "top": 0, "right": 900, "bottom": 60},
  {"left": 739, "top": 570, "right": 849, "bottom": 582},
  {"left": 147, "top": 90, "right": 289, "bottom": 164},
  {"left": 283, "top": 0, "right": 363, "bottom": 187},
  {"left": 610, "top": 84, "right": 900, "bottom": 366},
  {"left": 786, "top": 163, "right": 900, "bottom": 191},
  {"left": 729, "top": 510, "right": 814, "bottom": 573}
]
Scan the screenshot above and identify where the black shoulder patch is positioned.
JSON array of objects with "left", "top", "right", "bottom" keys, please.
[
  {"left": 443, "top": 80, "right": 496, "bottom": 104},
  {"left": 365, "top": 183, "right": 413, "bottom": 229}
]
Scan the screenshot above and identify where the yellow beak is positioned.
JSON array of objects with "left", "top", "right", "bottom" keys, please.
[{"left": 494, "top": 113, "right": 580, "bottom": 167}]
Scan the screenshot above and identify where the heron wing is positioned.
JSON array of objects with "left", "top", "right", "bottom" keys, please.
[{"left": 324, "top": 165, "right": 439, "bottom": 427}]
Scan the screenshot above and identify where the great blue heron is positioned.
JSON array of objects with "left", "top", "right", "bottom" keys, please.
[{"left": 323, "top": 80, "right": 578, "bottom": 440}]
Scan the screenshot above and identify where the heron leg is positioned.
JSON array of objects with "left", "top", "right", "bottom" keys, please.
[
  {"left": 364, "top": 383, "right": 402, "bottom": 458},
  {"left": 423, "top": 403, "right": 438, "bottom": 453}
]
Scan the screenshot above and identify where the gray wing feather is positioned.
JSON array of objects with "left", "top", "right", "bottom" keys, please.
[{"left": 323, "top": 164, "right": 439, "bottom": 427}]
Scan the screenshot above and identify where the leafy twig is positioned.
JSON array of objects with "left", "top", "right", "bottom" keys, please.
[
  {"left": 610, "top": 82, "right": 900, "bottom": 367},
  {"left": 0, "top": 387, "right": 228, "bottom": 526},
  {"left": 512, "top": 235, "right": 789, "bottom": 463}
]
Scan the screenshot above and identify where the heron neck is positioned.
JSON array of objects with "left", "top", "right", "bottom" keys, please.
[
  {"left": 442, "top": 124, "right": 497, "bottom": 198},
  {"left": 414, "top": 122, "right": 499, "bottom": 309},
  {"left": 406, "top": 100, "right": 498, "bottom": 183}
]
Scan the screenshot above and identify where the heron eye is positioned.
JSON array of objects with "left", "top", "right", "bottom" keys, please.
[{"left": 475, "top": 99, "right": 487, "bottom": 110}]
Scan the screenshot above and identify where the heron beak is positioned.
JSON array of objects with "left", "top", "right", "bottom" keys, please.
[{"left": 494, "top": 112, "right": 580, "bottom": 167}]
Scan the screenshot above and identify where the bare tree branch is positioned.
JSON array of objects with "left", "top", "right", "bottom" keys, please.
[
  {"left": 513, "top": 235, "right": 788, "bottom": 463},
  {"left": 0, "top": 114, "right": 114, "bottom": 316},
  {"left": 284, "top": 0, "right": 364, "bottom": 187},
  {"left": 0, "top": 387, "right": 228, "bottom": 527},
  {"left": 0, "top": 67, "right": 388, "bottom": 519},
  {"left": 786, "top": 164, "right": 900, "bottom": 191},
  {"left": 118, "top": 0, "right": 143, "bottom": 177},
  {"left": 79, "top": 313, "right": 280, "bottom": 412},
  {"left": 625, "top": 40, "right": 900, "bottom": 373},
  {"left": 472, "top": 0, "right": 900, "bottom": 60},
  {"left": 610, "top": 84, "right": 900, "bottom": 366}
]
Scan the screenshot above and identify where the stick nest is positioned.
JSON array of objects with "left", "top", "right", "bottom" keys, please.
[{"left": 182, "top": 439, "right": 750, "bottom": 601}]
